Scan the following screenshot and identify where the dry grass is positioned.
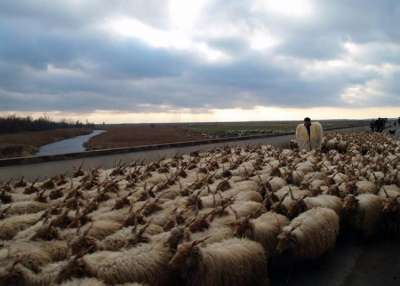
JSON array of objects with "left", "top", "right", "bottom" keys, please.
[
  {"left": 0, "top": 128, "right": 92, "bottom": 159},
  {"left": 84, "top": 126, "right": 204, "bottom": 150}
]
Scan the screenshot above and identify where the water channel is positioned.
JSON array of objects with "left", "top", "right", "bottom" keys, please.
[{"left": 36, "top": 130, "right": 106, "bottom": 156}]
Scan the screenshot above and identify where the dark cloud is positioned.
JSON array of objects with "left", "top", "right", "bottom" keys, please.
[{"left": 0, "top": 0, "right": 399, "bottom": 116}]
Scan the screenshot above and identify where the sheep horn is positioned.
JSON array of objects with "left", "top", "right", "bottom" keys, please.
[
  {"left": 383, "top": 189, "right": 390, "bottom": 199},
  {"left": 229, "top": 205, "right": 240, "bottom": 220},
  {"left": 289, "top": 187, "right": 295, "bottom": 200},
  {"left": 191, "top": 236, "right": 211, "bottom": 248}
]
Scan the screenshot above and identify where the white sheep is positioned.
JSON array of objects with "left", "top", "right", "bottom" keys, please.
[
  {"left": 169, "top": 237, "right": 269, "bottom": 286},
  {"left": 276, "top": 207, "right": 339, "bottom": 282},
  {"left": 342, "top": 194, "right": 382, "bottom": 237},
  {"left": 230, "top": 211, "right": 289, "bottom": 257},
  {"left": 56, "top": 242, "right": 177, "bottom": 286},
  {"left": 0, "top": 212, "right": 42, "bottom": 239},
  {"left": 0, "top": 201, "right": 48, "bottom": 215}
]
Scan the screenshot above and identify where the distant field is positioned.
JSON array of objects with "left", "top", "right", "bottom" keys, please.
[
  {"left": 84, "top": 120, "right": 369, "bottom": 150},
  {"left": 184, "top": 120, "right": 368, "bottom": 136},
  {"left": 84, "top": 125, "right": 204, "bottom": 150},
  {"left": 0, "top": 128, "right": 92, "bottom": 159}
]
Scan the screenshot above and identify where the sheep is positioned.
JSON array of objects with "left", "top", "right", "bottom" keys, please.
[
  {"left": 0, "top": 260, "right": 66, "bottom": 286},
  {"left": 4, "top": 240, "right": 68, "bottom": 272},
  {"left": 59, "top": 278, "right": 107, "bottom": 286},
  {"left": 230, "top": 211, "right": 289, "bottom": 257},
  {"left": 323, "top": 139, "right": 338, "bottom": 151},
  {"left": 342, "top": 194, "right": 383, "bottom": 237},
  {"left": 355, "top": 180, "right": 378, "bottom": 195},
  {"left": 55, "top": 242, "right": 177, "bottom": 286},
  {"left": 264, "top": 177, "right": 287, "bottom": 192},
  {"left": 276, "top": 207, "right": 339, "bottom": 282},
  {"left": 0, "top": 212, "right": 42, "bottom": 239},
  {"left": 286, "top": 193, "right": 343, "bottom": 218},
  {"left": 188, "top": 225, "right": 234, "bottom": 245},
  {"left": 0, "top": 201, "right": 48, "bottom": 215},
  {"left": 169, "top": 237, "right": 269, "bottom": 286},
  {"left": 99, "top": 224, "right": 163, "bottom": 251},
  {"left": 296, "top": 122, "right": 323, "bottom": 151},
  {"left": 378, "top": 189, "right": 400, "bottom": 234}
]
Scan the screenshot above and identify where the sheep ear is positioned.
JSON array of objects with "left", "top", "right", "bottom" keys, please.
[{"left": 291, "top": 221, "right": 302, "bottom": 232}]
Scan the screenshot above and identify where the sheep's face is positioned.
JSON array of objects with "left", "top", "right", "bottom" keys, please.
[
  {"left": 287, "top": 200, "right": 307, "bottom": 218},
  {"left": 0, "top": 265, "right": 24, "bottom": 286},
  {"left": 327, "top": 185, "right": 340, "bottom": 197},
  {"left": 383, "top": 198, "right": 399, "bottom": 213},
  {"left": 71, "top": 236, "right": 97, "bottom": 255},
  {"left": 309, "top": 187, "right": 322, "bottom": 197},
  {"left": 276, "top": 231, "right": 294, "bottom": 254},
  {"left": 271, "top": 202, "right": 288, "bottom": 215},
  {"left": 169, "top": 243, "right": 196, "bottom": 270},
  {"left": 217, "top": 180, "right": 231, "bottom": 191},
  {"left": 299, "top": 181, "right": 310, "bottom": 190},
  {"left": 166, "top": 228, "right": 185, "bottom": 250},
  {"left": 345, "top": 182, "right": 357, "bottom": 194},
  {"left": 342, "top": 195, "right": 358, "bottom": 215},
  {"left": 230, "top": 218, "right": 251, "bottom": 237},
  {"left": 53, "top": 259, "right": 86, "bottom": 285}
]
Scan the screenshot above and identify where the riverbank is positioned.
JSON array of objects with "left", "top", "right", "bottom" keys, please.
[
  {"left": 37, "top": 130, "right": 106, "bottom": 156},
  {"left": 0, "top": 128, "right": 92, "bottom": 159}
]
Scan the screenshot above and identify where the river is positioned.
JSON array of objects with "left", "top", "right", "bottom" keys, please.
[{"left": 36, "top": 130, "right": 106, "bottom": 156}]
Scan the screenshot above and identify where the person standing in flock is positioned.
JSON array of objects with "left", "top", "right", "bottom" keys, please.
[{"left": 296, "top": 117, "right": 323, "bottom": 151}]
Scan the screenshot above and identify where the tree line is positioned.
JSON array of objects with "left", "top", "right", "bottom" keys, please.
[{"left": 0, "top": 114, "right": 95, "bottom": 134}]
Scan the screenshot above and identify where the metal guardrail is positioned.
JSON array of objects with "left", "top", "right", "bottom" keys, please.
[{"left": 0, "top": 124, "right": 369, "bottom": 167}]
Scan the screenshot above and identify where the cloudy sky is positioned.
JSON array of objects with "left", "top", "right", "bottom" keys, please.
[{"left": 1, "top": 0, "right": 400, "bottom": 123}]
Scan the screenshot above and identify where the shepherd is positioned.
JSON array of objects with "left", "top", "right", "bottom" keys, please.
[{"left": 296, "top": 117, "right": 323, "bottom": 151}]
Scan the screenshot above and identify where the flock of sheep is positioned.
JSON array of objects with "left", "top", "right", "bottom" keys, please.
[{"left": 0, "top": 131, "right": 399, "bottom": 286}]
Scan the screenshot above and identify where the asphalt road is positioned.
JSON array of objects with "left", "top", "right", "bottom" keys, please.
[{"left": 269, "top": 234, "right": 400, "bottom": 286}]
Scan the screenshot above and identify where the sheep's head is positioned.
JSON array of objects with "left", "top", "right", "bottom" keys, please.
[
  {"left": 186, "top": 213, "right": 210, "bottom": 233},
  {"left": 309, "top": 186, "right": 323, "bottom": 197},
  {"left": 382, "top": 190, "right": 400, "bottom": 213},
  {"left": 125, "top": 220, "right": 152, "bottom": 248},
  {"left": 165, "top": 227, "right": 188, "bottom": 251},
  {"left": 276, "top": 222, "right": 301, "bottom": 255},
  {"left": 70, "top": 224, "right": 97, "bottom": 255},
  {"left": 0, "top": 190, "right": 12, "bottom": 204},
  {"left": 121, "top": 202, "right": 147, "bottom": 228},
  {"left": 30, "top": 223, "right": 60, "bottom": 241},
  {"left": 169, "top": 237, "right": 209, "bottom": 270},
  {"left": 185, "top": 190, "right": 203, "bottom": 210},
  {"left": 230, "top": 216, "right": 252, "bottom": 238},
  {"left": 287, "top": 196, "right": 308, "bottom": 218},
  {"left": 53, "top": 254, "right": 87, "bottom": 285},
  {"left": 216, "top": 179, "right": 231, "bottom": 191},
  {"left": 0, "top": 263, "right": 24, "bottom": 286},
  {"left": 345, "top": 181, "right": 357, "bottom": 195},
  {"left": 0, "top": 204, "right": 12, "bottom": 219},
  {"left": 270, "top": 191, "right": 289, "bottom": 215},
  {"left": 49, "top": 187, "right": 65, "bottom": 200},
  {"left": 142, "top": 191, "right": 165, "bottom": 216},
  {"left": 14, "top": 176, "right": 27, "bottom": 188},
  {"left": 327, "top": 185, "right": 341, "bottom": 197},
  {"left": 342, "top": 194, "right": 358, "bottom": 215}
]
